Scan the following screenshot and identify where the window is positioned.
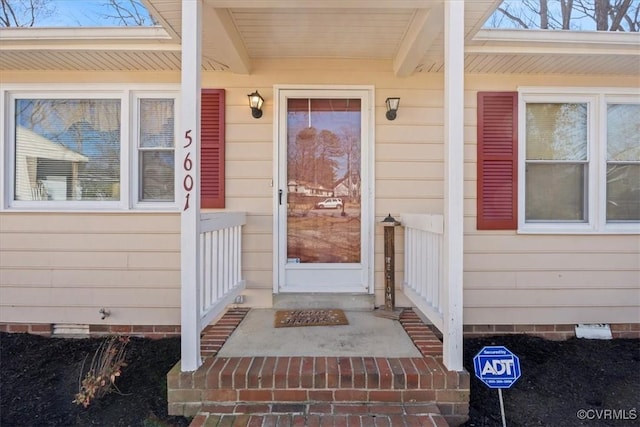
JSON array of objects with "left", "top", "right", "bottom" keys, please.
[
  {"left": 520, "top": 90, "right": 639, "bottom": 233},
  {"left": 477, "top": 89, "right": 639, "bottom": 233},
  {"left": 524, "top": 102, "right": 589, "bottom": 222},
  {"left": 14, "top": 98, "right": 121, "bottom": 202},
  {"left": 606, "top": 103, "right": 640, "bottom": 222},
  {"left": 138, "top": 98, "right": 175, "bottom": 202},
  {"left": 5, "top": 86, "right": 179, "bottom": 210}
]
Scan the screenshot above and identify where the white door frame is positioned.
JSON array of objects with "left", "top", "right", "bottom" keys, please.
[{"left": 272, "top": 85, "right": 375, "bottom": 294}]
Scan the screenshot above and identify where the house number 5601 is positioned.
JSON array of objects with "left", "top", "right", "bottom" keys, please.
[{"left": 183, "top": 130, "right": 193, "bottom": 211}]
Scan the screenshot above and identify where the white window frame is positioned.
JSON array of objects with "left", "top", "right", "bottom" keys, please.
[
  {"left": 518, "top": 87, "right": 640, "bottom": 234},
  {"left": 130, "top": 90, "right": 180, "bottom": 210},
  {"left": 600, "top": 95, "right": 640, "bottom": 230},
  {"left": 1, "top": 83, "right": 180, "bottom": 212}
]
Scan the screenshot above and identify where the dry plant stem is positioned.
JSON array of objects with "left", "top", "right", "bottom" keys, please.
[{"left": 73, "top": 335, "right": 129, "bottom": 407}]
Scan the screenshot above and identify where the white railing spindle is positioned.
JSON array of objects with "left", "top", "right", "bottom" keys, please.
[{"left": 400, "top": 213, "right": 445, "bottom": 332}]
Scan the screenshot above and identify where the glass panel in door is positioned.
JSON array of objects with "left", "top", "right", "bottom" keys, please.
[{"left": 286, "top": 98, "right": 361, "bottom": 264}]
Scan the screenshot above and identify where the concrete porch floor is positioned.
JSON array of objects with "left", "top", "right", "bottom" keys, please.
[{"left": 217, "top": 309, "right": 422, "bottom": 358}]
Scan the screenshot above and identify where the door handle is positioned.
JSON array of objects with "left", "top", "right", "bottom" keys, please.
[{"left": 279, "top": 189, "right": 283, "bottom": 205}]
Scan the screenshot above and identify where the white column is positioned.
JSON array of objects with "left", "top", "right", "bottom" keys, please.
[
  {"left": 443, "top": 0, "right": 464, "bottom": 372},
  {"left": 180, "top": 0, "right": 203, "bottom": 372}
]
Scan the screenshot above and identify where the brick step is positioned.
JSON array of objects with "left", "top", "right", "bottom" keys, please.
[
  {"left": 198, "top": 355, "right": 458, "bottom": 390},
  {"left": 197, "top": 402, "right": 442, "bottom": 416},
  {"left": 190, "top": 413, "right": 448, "bottom": 427},
  {"left": 197, "top": 388, "right": 448, "bottom": 405}
]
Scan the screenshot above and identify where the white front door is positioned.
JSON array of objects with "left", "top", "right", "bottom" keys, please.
[{"left": 275, "top": 87, "right": 374, "bottom": 294}]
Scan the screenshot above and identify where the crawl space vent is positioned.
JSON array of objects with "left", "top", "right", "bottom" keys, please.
[
  {"left": 53, "top": 324, "right": 90, "bottom": 338},
  {"left": 575, "top": 323, "right": 612, "bottom": 340}
]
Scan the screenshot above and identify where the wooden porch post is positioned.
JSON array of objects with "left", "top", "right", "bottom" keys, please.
[
  {"left": 443, "top": 0, "right": 464, "bottom": 372},
  {"left": 180, "top": 0, "right": 203, "bottom": 372}
]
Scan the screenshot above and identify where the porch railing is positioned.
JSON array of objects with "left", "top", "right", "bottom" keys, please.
[
  {"left": 401, "top": 214, "right": 464, "bottom": 371},
  {"left": 198, "top": 212, "right": 247, "bottom": 328},
  {"left": 401, "top": 213, "right": 444, "bottom": 331},
  {"left": 182, "top": 211, "right": 246, "bottom": 371},
  {"left": 400, "top": 212, "right": 463, "bottom": 372}
]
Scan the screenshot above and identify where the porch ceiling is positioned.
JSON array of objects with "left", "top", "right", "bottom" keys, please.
[
  {"left": 0, "top": 0, "right": 638, "bottom": 76},
  {"left": 148, "top": 0, "right": 501, "bottom": 76}
]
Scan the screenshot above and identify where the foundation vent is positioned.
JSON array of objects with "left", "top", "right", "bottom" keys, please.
[
  {"left": 575, "top": 323, "right": 612, "bottom": 340},
  {"left": 52, "top": 324, "right": 90, "bottom": 338}
]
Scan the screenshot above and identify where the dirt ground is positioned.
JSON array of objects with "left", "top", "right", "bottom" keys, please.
[{"left": 1, "top": 332, "right": 638, "bottom": 427}]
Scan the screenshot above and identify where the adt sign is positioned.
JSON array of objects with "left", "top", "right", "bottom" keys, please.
[{"left": 473, "top": 346, "right": 521, "bottom": 389}]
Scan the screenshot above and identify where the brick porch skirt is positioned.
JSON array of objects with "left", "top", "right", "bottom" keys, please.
[{"left": 167, "top": 308, "right": 470, "bottom": 427}]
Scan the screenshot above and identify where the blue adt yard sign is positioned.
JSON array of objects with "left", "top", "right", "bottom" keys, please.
[{"left": 473, "top": 346, "right": 521, "bottom": 389}]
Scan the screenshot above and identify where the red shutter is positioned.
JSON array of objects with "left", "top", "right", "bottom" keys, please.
[
  {"left": 477, "top": 92, "right": 518, "bottom": 230},
  {"left": 201, "top": 89, "right": 225, "bottom": 209}
]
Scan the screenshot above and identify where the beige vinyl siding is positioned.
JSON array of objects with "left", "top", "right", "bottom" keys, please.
[
  {"left": 203, "top": 80, "right": 274, "bottom": 302},
  {"left": 1, "top": 62, "right": 638, "bottom": 326},
  {"left": 463, "top": 74, "right": 640, "bottom": 325},
  {"left": 0, "top": 213, "right": 180, "bottom": 324}
]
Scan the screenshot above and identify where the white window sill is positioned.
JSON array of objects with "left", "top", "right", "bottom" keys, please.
[
  {"left": 2, "top": 206, "right": 180, "bottom": 214},
  {"left": 518, "top": 224, "right": 640, "bottom": 235}
]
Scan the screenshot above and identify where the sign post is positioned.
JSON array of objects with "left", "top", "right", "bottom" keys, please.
[
  {"left": 473, "top": 346, "right": 521, "bottom": 427},
  {"left": 375, "top": 214, "right": 402, "bottom": 320}
]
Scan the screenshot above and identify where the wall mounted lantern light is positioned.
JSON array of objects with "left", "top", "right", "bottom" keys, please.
[
  {"left": 385, "top": 97, "right": 400, "bottom": 121},
  {"left": 248, "top": 90, "right": 264, "bottom": 119}
]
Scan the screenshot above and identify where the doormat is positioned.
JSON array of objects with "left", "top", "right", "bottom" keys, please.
[{"left": 274, "top": 309, "right": 349, "bottom": 328}]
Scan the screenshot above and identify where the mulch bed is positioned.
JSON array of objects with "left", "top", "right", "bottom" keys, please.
[
  {"left": 1, "top": 331, "right": 638, "bottom": 426},
  {"left": 0, "top": 332, "right": 189, "bottom": 427},
  {"left": 462, "top": 335, "right": 639, "bottom": 426},
  {"left": 274, "top": 309, "right": 349, "bottom": 328}
]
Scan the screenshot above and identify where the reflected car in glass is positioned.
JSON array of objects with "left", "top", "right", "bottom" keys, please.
[{"left": 316, "top": 197, "right": 343, "bottom": 209}]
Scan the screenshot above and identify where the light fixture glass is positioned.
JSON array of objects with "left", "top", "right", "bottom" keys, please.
[
  {"left": 381, "top": 213, "right": 400, "bottom": 225},
  {"left": 248, "top": 90, "right": 264, "bottom": 118},
  {"left": 385, "top": 97, "right": 400, "bottom": 120}
]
